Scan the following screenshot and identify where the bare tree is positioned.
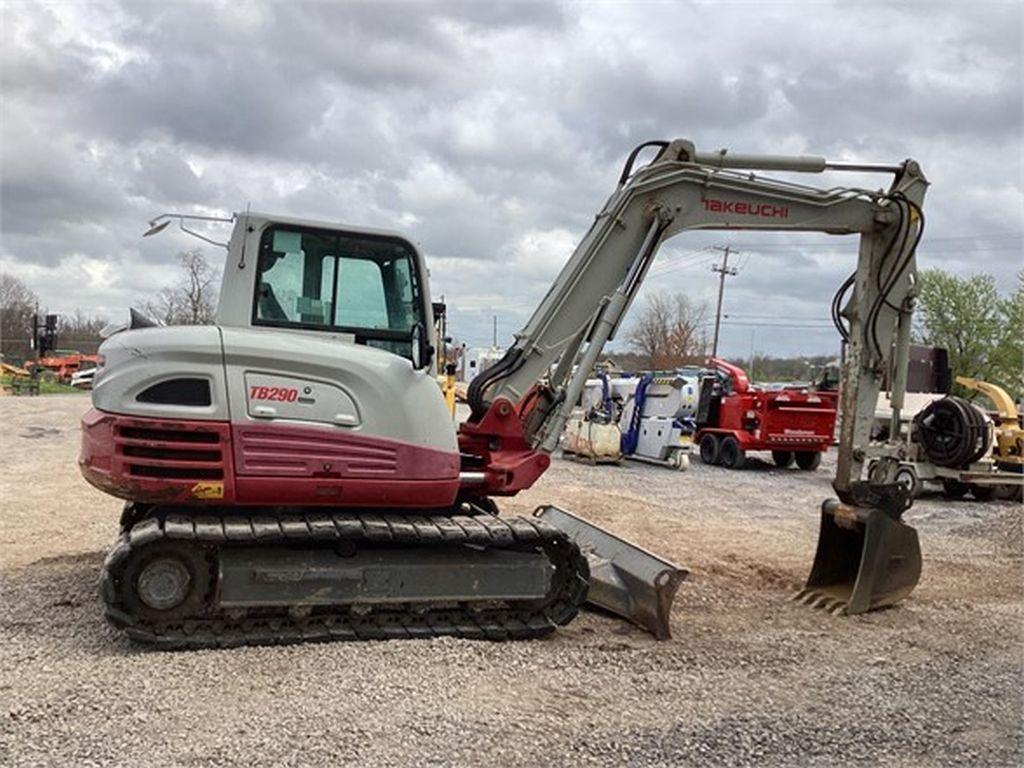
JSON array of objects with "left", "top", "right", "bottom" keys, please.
[
  {"left": 142, "top": 287, "right": 183, "bottom": 326},
  {"left": 58, "top": 310, "right": 109, "bottom": 355},
  {"left": 179, "top": 249, "right": 219, "bottom": 324},
  {"left": 0, "top": 273, "right": 38, "bottom": 363},
  {"left": 142, "top": 249, "right": 220, "bottom": 325},
  {"left": 1, "top": 275, "right": 111, "bottom": 361},
  {"left": 627, "top": 291, "right": 709, "bottom": 370}
]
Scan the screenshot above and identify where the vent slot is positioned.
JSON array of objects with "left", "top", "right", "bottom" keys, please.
[
  {"left": 136, "top": 378, "right": 212, "bottom": 407},
  {"left": 129, "top": 465, "right": 223, "bottom": 480},
  {"left": 116, "top": 422, "right": 225, "bottom": 482},
  {"left": 122, "top": 445, "right": 221, "bottom": 462},
  {"left": 118, "top": 426, "right": 220, "bottom": 444}
]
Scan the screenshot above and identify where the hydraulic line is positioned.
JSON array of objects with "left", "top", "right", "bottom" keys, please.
[
  {"left": 831, "top": 271, "right": 855, "bottom": 342},
  {"left": 866, "top": 195, "right": 925, "bottom": 359}
]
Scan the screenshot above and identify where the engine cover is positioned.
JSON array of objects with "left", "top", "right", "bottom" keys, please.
[{"left": 81, "top": 324, "right": 460, "bottom": 508}]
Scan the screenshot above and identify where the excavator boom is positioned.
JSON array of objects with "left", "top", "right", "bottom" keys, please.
[{"left": 461, "top": 138, "right": 929, "bottom": 616}]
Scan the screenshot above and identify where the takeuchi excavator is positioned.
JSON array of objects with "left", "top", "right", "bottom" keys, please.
[{"left": 81, "top": 138, "right": 928, "bottom": 647}]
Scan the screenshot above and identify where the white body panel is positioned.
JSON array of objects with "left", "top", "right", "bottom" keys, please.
[
  {"left": 93, "top": 324, "right": 456, "bottom": 452},
  {"left": 221, "top": 327, "right": 456, "bottom": 449},
  {"left": 635, "top": 417, "right": 686, "bottom": 461},
  {"left": 460, "top": 347, "right": 505, "bottom": 383},
  {"left": 92, "top": 325, "right": 229, "bottom": 421}
]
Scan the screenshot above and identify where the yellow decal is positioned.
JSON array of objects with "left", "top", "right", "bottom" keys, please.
[{"left": 190, "top": 482, "right": 224, "bottom": 500}]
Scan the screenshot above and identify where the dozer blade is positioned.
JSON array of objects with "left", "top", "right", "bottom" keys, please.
[
  {"left": 534, "top": 505, "right": 687, "bottom": 639},
  {"left": 795, "top": 499, "right": 922, "bottom": 615}
]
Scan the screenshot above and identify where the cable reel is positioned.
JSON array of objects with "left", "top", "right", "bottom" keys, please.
[{"left": 913, "top": 396, "right": 991, "bottom": 469}]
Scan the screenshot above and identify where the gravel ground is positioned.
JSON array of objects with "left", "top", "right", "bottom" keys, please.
[{"left": 1, "top": 395, "right": 1021, "bottom": 767}]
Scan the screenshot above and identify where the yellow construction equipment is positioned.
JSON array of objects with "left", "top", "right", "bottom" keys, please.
[
  {"left": 1, "top": 362, "right": 39, "bottom": 396},
  {"left": 956, "top": 376, "right": 1023, "bottom": 470}
]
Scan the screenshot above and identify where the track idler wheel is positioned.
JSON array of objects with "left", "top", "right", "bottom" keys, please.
[
  {"left": 117, "top": 541, "right": 212, "bottom": 624},
  {"left": 796, "top": 495, "right": 921, "bottom": 615}
]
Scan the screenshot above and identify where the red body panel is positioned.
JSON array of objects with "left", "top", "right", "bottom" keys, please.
[
  {"left": 457, "top": 396, "right": 550, "bottom": 497},
  {"left": 80, "top": 408, "right": 460, "bottom": 508}
]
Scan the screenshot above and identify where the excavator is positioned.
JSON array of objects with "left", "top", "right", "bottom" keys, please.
[{"left": 80, "top": 138, "right": 928, "bottom": 647}]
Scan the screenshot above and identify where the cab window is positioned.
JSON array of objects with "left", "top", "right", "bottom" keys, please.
[
  {"left": 255, "top": 230, "right": 335, "bottom": 325},
  {"left": 335, "top": 257, "right": 387, "bottom": 328},
  {"left": 253, "top": 226, "right": 424, "bottom": 360}
]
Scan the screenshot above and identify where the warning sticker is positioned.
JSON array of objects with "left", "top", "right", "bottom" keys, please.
[{"left": 190, "top": 482, "right": 224, "bottom": 500}]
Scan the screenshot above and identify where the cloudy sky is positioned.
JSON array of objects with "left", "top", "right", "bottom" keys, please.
[{"left": 2, "top": 0, "right": 1021, "bottom": 357}]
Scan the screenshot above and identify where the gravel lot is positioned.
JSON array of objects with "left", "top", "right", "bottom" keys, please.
[{"left": 2, "top": 395, "right": 1021, "bottom": 767}]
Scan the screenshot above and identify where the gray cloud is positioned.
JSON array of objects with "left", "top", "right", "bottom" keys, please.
[{"left": 1, "top": 0, "right": 1021, "bottom": 356}]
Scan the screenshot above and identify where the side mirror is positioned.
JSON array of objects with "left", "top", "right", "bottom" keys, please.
[{"left": 410, "top": 323, "right": 434, "bottom": 371}]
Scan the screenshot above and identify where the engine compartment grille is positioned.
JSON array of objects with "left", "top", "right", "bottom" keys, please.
[{"left": 115, "top": 424, "right": 225, "bottom": 481}]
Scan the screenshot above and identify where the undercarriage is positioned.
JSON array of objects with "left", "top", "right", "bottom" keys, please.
[{"left": 103, "top": 503, "right": 589, "bottom": 649}]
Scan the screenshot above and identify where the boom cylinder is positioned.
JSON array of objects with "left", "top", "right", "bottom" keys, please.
[{"left": 693, "top": 151, "right": 904, "bottom": 175}]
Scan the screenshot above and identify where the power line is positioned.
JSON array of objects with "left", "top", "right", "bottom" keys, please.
[
  {"left": 647, "top": 246, "right": 715, "bottom": 277},
  {"left": 720, "top": 321, "right": 836, "bottom": 328},
  {"left": 724, "top": 313, "right": 831, "bottom": 320},
  {"left": 698, "top": 320, "right": 835, "bottom": 329},
  {"left": 650, "top": 252, "right": 719, "bottom": 277}
]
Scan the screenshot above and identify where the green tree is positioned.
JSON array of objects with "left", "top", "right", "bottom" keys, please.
[
  {"left": 913, "top": 268, "right": 1017, "bottom": 396},
  {"left": 989, "top": 271, "right": 1023, "bottom": 396}
]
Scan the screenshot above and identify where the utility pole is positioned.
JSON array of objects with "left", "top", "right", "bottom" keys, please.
[
  {"left": 710, "top": 245, "right": 739, "bottom": 358},
  {"left": 492, "top": 315, "right": 498, "bottom": 348}
]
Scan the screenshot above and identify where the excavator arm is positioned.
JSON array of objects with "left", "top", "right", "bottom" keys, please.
[{"left": 460, "top": 138, "right": 929, "bottom": 616}]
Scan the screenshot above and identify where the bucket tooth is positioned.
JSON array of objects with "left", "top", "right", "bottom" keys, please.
[
  {"left": 816, "top": 597, "right": 841, "bottom": 613},
  {"left": 534, "top": 505, "right": 687, "bottom": 640},
  {"left": 791, "top": 589, "right": 848, "bottom": 615},
  {"left": 798, "top": 590, "right": 821, "bottom": 606},
  {"left": 829, "top": 602, "right": 848, "bottom": 616},
  {"left": 802, "top": 498, "right": 922, "bottom": 616}
]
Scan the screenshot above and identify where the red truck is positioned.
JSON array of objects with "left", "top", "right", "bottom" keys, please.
[{"left": 694, "top": 358, "right": 838, "bottom": 470}]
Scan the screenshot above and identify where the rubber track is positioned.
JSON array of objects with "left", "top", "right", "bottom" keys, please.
[{"left": 101, "top": 509, "right": 590, "bottom": 649}]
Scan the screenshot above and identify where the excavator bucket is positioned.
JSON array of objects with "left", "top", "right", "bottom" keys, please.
[
  {"left": 534, "top": 505, "right": 687, "bottom": 639},
  {"left": 795, "top": 499, "right": 922, "bottom": 615}
]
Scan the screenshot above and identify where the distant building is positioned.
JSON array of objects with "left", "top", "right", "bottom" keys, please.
[{"left": 459, "top": 346, "right": 506, "bottom": 383}]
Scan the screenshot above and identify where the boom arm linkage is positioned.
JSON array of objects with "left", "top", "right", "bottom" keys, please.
[{"left": 461, "top": 139, "right": 927, "bottom": 500}]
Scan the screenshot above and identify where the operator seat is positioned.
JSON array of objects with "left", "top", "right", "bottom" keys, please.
[{"left": 257, "top": 282, "right": 288, "bottom": 321}]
